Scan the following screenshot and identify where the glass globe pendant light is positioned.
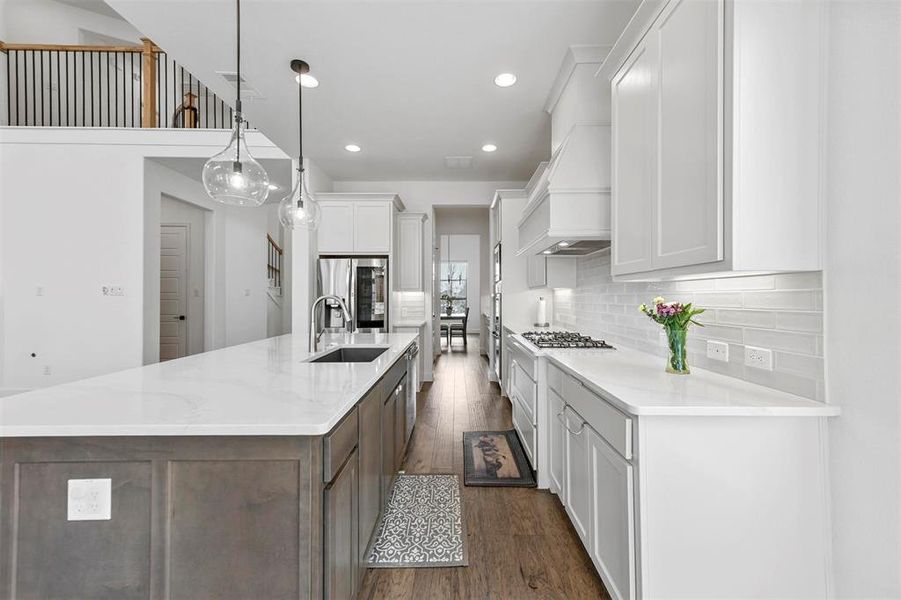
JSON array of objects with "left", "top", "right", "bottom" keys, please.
[
  {"left": 278, "top": 59, "right": 321, "bottom": 230},
  {"left": 202, "top": 0, "right": 270, "bottom": 206}
]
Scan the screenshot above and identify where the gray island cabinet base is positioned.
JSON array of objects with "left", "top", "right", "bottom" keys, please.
[{"left": 0, "top": 355, "right": 410, "bottom": 600}]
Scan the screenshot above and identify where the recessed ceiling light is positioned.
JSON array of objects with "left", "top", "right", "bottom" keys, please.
[
  {"left": 345, "top": 144, "right": 362, "bottom": 153},
  {"left": 558, "top": 241, "right": 570, "bottom": 247},
  {"left": 481, "top": 144, "right": 498, "bottom": 153},
  {"left": 542, "top": 249, "right": 553, "bottom": 255},
  {"left": 494, "top": 73, "right": 517, "bottom": 87},
  {"left": 296, "top": 73, "right": 319, "bottom": 88},
  {"left": 268, "top": 184, "right": 279, "bottom": 190}
]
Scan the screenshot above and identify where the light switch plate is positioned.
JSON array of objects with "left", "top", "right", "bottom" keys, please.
[
  {"left": 706, "top": 340, "right": 730, "bottom": 362},
  {"left": 68, "top": 478, "right": 112, "bottom": 521}
]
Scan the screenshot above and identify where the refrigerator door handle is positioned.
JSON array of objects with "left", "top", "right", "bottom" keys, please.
[{"left": 349, "top": 259, "right": 358, "bottom": 333}]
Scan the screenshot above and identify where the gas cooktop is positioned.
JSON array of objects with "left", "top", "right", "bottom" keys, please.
[{"left": 521, "top": 331, "right": 615, "bottom": 350}]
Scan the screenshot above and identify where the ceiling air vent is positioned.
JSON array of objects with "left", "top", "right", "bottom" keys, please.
[
  {"left": 216, "top": 71, "right": 264, "bottom": 99},
  {"left": 445, "top": 156, "right": 473, "bottom": 170}
]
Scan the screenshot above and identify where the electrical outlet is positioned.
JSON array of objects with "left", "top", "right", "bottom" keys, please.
[
  {"left": 744, "top": 346, "right": 774, "bottom": 371},
  {"left": 35, "top": 286, "right": 44, "bottom": 297},
  {"left": 402, "top": 307, "right": 409, "bottom": 317},
  {"left": 706, "top": 340, "right": 730, "bottom": 362},
  {"left": 67, "top": 478, "right": 111, "bottom": 521},
  {"left": 43, "top": 365, "right": 52, "bottom": 376},
  {"left": 101, "top": 285, "right": 125, "bottom": 297}
]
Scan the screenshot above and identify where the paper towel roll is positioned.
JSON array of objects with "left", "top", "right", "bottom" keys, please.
[{"left": 536, "top": 297, "right": 547, "bottom": 326}]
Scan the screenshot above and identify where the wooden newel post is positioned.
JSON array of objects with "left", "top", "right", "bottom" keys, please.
[{"left": 141, "top": 38, "right": 157, "bottom": 128}]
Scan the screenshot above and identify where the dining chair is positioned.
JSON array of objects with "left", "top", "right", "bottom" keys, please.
[
  {"left": 440, "top": 321, "right": 450, "bottom": 349},
  {"left": 449, "top": 307, "right": 470, "bottom": 348}
]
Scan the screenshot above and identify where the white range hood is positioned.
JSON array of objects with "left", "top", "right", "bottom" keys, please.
[{"left": 516, "top": 122, "right": 611, "bottom": 256}]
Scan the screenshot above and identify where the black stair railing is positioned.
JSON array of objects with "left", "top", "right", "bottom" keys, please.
[{"left": 1, "top": 38, "right": 238, "bottom": 129}]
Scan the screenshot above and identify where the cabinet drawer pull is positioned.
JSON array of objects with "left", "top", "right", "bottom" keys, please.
[{"left": 557, "top": 405, "right": 586, "bottom": 436}]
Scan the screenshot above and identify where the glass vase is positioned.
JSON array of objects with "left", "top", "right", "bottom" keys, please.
[{"left": 665, "top": 324, "right": 690, "bottom": 374}]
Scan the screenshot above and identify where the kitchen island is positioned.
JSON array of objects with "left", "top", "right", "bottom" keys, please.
[{"left": 0, "top": 332, "right": 417, "bottom": 599}]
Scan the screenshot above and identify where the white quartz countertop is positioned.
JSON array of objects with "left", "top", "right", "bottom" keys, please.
[
  {"left": 0, "top": 332, "right": 417, "bottom": 437},
  {"left": 511, "top": 334, "right": 839, "bottom": 418}
]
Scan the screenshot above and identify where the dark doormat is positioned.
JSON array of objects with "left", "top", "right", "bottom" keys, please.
[{"left": 462, "top": 430, "right": 536, "bottom": 487}]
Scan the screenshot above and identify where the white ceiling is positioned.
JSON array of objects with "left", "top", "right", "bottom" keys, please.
[{"left": 107, "top": 0, "right": 638, "bottom": 182}]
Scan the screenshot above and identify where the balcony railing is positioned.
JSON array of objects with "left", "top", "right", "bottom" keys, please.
[
  {"left": 1, "top": 38, "right": 237, "bottom": 129},
  {"left": 267, "top": 234, "right": 283, "bottom": 290}
]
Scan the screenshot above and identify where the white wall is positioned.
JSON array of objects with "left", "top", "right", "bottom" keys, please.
[
  {"left": 825, "top": 2, "right": 901, "bottom": 596},
  {"left": 0, "top": 127, "right": 288, "bottom": 391},
  {"left": 0, "top": 0, "right": 142, "bottom": 45},
  {"left": 222, "top": 205, "right": 268, "bottom": 347},
  {"left": 1, "top": 133, "right": 145, "bottom": 389}
]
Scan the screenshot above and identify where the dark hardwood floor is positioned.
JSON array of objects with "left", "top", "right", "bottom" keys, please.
[{"left": 359, "top": 335, "right": 609, "bottom": 599}]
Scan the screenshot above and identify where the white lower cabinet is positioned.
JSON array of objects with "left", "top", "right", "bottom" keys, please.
[
  {"left": 563, "top": 405, "right": 591, "bottom": 546},
  {"left": 543, "top": 357, "right": 832, "bottom": 599},
  {"left": 548, "top": 388, "right": 566, "bottom": 499},
  {"left": 588, "top": 427, "right": 635, "bottom": 600},
  {"left": 511, "top": 393, "right": 535, "bottom": 470}
]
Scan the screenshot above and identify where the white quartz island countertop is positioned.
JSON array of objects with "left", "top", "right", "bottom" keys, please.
[
  {"left": 0, "top": 332, "right": 417, "bottom": 437},
  {"left": 513, "top": 335, "right": 839, "bottom": 418}
]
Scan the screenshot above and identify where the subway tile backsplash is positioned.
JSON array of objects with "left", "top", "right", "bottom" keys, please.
[{"left": 552, "top": 252, "right": 825, "bottom": 401}]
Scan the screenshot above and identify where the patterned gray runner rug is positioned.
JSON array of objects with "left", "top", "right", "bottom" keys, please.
[{"left": 365, "top": 473, "right": 468, "bottom": 568}]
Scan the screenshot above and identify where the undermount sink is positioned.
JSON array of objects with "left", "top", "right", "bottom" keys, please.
[{"left": 307, "top": 346, "right": 390, "bottom": 363}]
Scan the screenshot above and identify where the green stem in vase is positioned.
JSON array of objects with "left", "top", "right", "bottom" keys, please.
[{"left": 665, "top": 324, "right": 690, "bottom": 374}]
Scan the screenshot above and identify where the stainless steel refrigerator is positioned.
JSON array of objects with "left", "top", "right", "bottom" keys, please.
[{"left": 317, "top": 257, "right": 389, "bottom": 333}]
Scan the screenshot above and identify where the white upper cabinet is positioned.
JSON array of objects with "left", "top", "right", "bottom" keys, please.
[
  {"left": 315, "top": 193, "right": 403, "bottom": 255},
  {"left": 611, "top": 35, "right": 657, "bottom": 275},
  {"left": 317, "top": 202, "right": 355, "bottom": 255},
  {"left": 395, "top": 213, "right": 427, "bottom": 291},
  {"left": 602, "top": 0, "right": 825, "bottom": 280},
  {"left": 354, "top": 204, "right": 392, "bottom": 253},
  {"left": 655, "top": 0, "right": 722, "bottom": 270}
]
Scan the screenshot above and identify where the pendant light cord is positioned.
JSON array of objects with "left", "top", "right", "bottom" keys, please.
[
  {"left": 298, "top": 78, "right": 304, "bottom": 176},
  {"left": 235, "top": 0, "right": 242, "bottom": 162}
]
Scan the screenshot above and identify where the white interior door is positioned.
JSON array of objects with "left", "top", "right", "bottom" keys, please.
[{"left": 160, "top": 225, "right": 188, "bottom": 361}]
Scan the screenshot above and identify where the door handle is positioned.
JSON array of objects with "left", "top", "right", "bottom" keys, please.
[{"left": 179, "top": 315, "right": 186, "bottom": 321}]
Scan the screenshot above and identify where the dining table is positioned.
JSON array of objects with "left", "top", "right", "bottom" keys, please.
[{"left": 439, "top": 313, "right": 467, "bottom": 347}]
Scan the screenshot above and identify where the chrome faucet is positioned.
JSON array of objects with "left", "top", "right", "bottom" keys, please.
[{"left": 310, "top": 295, "right": 353, "bottom": 352}]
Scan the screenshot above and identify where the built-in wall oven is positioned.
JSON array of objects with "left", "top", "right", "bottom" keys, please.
[{"left": 492, "top": 242, "right": 502, "bottom": 381}]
